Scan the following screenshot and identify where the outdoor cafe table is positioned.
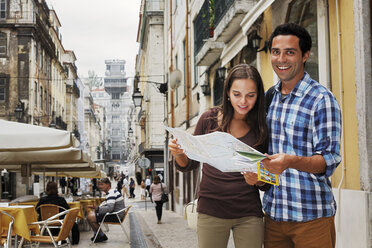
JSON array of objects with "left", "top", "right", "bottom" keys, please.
[
  {"left": 0, "top": 205, "right": 39, "bottom": 241},
  {"left": 9, "top": 201, "right": 38, "bottom": 208},
  {"left": 79, "top": 199, "right": 95, "bottom": 215},
  {"left": 67, "top": 202, "right": 83, "bottom": 219}
]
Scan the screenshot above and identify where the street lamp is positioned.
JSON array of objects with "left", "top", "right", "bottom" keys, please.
[
  {"left": 132, "top": 88, "right": 143, "bottom": 108},
  {"left": 250, "top": 31, "right": 268, "bottom": 53},
  {"left": 14, "top": 100, "right": 24, "bottom": 122},
  {"left": 128, "top": 127, "right": 133, "bottom": 137}
]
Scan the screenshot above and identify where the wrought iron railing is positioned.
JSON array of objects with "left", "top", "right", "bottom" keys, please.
[
  {"left": 194, "top": 0, "right": 210, "bottom": 55},
  {"left": 214, "top": 0, "right": 235, "bottom": 27}
]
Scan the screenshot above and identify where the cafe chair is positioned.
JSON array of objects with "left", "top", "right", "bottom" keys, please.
[
  {"left": 28, "top": 207, "right": 79, "bottom": 248},
  {"left": 0, "top": 210, "right": 15, "bottom": 248},
  {"left": 91, "top": 205, "right": 132, "bottom": 243}
]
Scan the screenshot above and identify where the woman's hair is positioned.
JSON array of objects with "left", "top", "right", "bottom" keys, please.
[
  {"left": 217, "top": 64, "right": 268, "bottom": 150},
  {"left": 46, "top": 181, "right": 58, "bottom": 196},
  {"left": 153, "top": 175, "right": 161, "bottom": 184}
]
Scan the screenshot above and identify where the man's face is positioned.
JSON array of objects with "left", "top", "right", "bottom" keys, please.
[
  {"left": 98, "top": 182, "right": 110, "bottom": 193},
  {"left": 270, "top": 35, "right": 309, "bottom": 87}
]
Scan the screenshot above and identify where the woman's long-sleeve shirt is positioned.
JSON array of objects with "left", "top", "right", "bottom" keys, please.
[{"left": 175, "top": 108, "right": 269, "bottom": 219}]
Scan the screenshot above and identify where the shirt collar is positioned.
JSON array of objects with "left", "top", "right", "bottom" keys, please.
[{"left": 274, "top": 72, "right": 312, "bottom": 98}]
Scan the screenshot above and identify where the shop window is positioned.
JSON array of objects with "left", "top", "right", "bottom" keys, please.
[
  {"left": 286, "top": 0, "right": 319, "bottom": 82},
  {"left": 0, "top": 77, "right": 5, "bottom": 101}
]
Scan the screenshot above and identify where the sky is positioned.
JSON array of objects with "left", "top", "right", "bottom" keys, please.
[{"left": 46, "top": 0, "right": 140, "bottom": 82}]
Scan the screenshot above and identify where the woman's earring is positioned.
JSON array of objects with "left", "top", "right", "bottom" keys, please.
[{"left": 227, "top": 97, "right": 230, "bottom": 101}]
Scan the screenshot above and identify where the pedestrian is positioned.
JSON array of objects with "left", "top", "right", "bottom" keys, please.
[
  {"left": 122, "top": 176, "right": 130, "bottom": 199},
  {"left": 129, "top": 178, "right": 136, "bottom": 198},
  {"left": 140, "top": 180, "right": 146, "bottom": 200},
  {"left": 169, "top": 64, "right": 269, "bottom": 248},
  {"left": 261, "top": 23, "right": 342, "bottom": 248},
  {"left": 59, "top": 177, "right": 66, "bottom": 195},
  {"left": 145, "top": 176, "right": 151, "bottom": 198},
  {"left": 149, "top": 175, "right": 167, "bottom": 224},
  {"left": 87, "top": 177, "right": 125, "bottom": 243}
]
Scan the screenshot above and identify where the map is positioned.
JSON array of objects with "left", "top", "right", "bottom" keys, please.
[{"left": 166, "top": 127, "right": 265, "bottom": 171}]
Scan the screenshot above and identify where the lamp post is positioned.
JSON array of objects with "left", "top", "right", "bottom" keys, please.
[
  {"left": 14, "top": 100, "right": 24, "bottom": 122},
  {"left": 251, "top": 31, "right": 268, "bottom": 53},
  {"left": 128, "top": 127, "right": 133, "bottom": 137},
  {"left": 132, "top": 88, "right": 143, "bottom": 108}
]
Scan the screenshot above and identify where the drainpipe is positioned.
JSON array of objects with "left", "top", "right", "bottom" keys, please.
[
  {"left": 335, "top": 0, "right": 345, "bottom": 231},
  {"left": 170, "top": 0, "right": 175, "bottom": 128},
  {"left": 185, "top": 0, "right": 190, "bottom": 128}
]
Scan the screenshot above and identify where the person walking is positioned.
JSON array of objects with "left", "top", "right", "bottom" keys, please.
[
  {"left": 122, "top": 176, "right": 130, "bottom": 199},
  {"left": 145, "top": 176, "right": 151, "bottom": 198},
  {"left": 149, "top": 175, "right": 167, "bottom": 224},
  {"left": 129, "top": 178, "right": 136, "bottom": 198},
  {"left": 140, "top": 180, "right": 146, "bottom": 200},
  {"left": 169, "top": 64, "right": 269, "bottom": 248},
  {"left": 261, "top": 23, "right": 342, "bottom": 248}
]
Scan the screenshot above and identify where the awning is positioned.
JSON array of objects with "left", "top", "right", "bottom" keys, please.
[
  {"left": 0, "top": 120, "right": 74, "bottom": 152},
  {"left": 220, "top": 0, "right": 275, "bottom": 66}
]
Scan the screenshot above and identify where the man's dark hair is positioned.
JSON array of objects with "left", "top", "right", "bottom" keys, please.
[
  {"left": 268, "top": 23, "right": 312, "bottom": 56},
  {"left": 46, "top": 181, "right": 58, "bottom": 196},
  {"left": 99, "top": 177, "right": 111, "bottom": 186}
]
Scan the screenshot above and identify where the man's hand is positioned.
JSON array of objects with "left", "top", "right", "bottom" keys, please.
[{"left": 261, "top": 153, "right": 289, "bottom": 175}]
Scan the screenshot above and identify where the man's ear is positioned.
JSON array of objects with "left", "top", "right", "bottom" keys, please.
[{"left": 302, "top": 50, "right": 310, "bottom": 63}]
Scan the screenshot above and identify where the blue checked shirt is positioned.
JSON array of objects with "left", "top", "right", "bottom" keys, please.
[{"left": 263, "top": 72, "right": 342, "bottom": 222}]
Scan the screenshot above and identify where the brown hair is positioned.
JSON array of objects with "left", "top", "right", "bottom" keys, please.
[
  {"left": 99, "top": 177, "right": 111, "bottom": 186},
  {"left": 46, "top": 181, "right": 58, "bottom": 196},
  {"left": 217, "top": 64, "right": 268, "bottom": 150},
  {"left": 153, "top": 175, "right": 161, "bottom": 184}
]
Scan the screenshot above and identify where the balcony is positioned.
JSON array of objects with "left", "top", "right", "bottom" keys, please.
[
  {"left": 145, "top": 0, "right": 164, "bottom": 13},
  {"left": 214, "top": 0, "right": 258, "bottom": 43},
  {"left": 194, "top": 0, "right": 224, "bottom": 66}
]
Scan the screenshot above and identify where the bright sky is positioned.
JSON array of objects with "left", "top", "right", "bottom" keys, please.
[{"left": 46, "top": 0, "right": 140, "bottom": 82}]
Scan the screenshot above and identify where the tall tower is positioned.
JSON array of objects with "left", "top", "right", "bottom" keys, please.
[{"left": 103, "top": 59, "right": 129, "bottom": 166}]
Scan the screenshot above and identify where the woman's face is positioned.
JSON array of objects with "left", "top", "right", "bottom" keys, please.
[{"left": 228, "top": 78, "right": 258, "bottom": 118}]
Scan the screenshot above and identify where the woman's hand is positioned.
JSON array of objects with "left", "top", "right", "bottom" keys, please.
[
  {"left": 168, "top": 139, "right": 188, "bottom": 167},
  {"left": 241, "top": 170, "right": 264, "bottom": 186}
]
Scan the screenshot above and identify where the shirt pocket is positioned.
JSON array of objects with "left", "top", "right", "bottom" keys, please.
[{"left": 283, "top": 117, "right": 311, "bottom": 152}]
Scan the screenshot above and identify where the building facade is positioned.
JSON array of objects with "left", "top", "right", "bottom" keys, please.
[{"left": 134, "top": 0, "right": 372, "bottom": 246}]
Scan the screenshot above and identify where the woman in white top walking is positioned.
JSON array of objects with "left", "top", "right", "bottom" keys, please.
[{"left": 150, "top": 175, "right": 167, "bottom": 224}]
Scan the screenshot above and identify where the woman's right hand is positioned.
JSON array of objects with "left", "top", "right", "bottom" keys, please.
[{"left": 168, "top": 139, "right": 188, "bottom": 166}]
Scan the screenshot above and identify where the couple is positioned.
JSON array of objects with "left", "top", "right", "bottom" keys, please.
[{"left": 169, "top": 23, "right": 341, "bottom": 248}]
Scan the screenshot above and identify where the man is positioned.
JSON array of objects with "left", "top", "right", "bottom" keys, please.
[
  {"left": 145, "top": 176, "right": 151, "bottom": 197},
  {"left": 87, "top": 177, "right": 125, "bottom": 243},
  {"left": 262, "top": 23, "right": 342, "bottom": 248}
]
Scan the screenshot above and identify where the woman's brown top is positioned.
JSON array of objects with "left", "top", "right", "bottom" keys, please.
[{"left": 175, "top": 108, "right": 269, "bottom": 219}]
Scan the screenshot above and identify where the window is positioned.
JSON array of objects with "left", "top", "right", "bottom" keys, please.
[
  {"left": 0, "top": 0, "right": 6, "bottom": 19},
  {"left": 112, "top": 141, "right": 120, "bottom": 148},
  {"left": 112, "top": 92, "right": 120, "bottom": 99},
  {"left": 40, "top": 86, "right": 43, "bottom": 110},
  {"left": 0, "top": 32, "right": 6, "bottom": 57},
  {"left": 106, "top": 65, "right": 110, "bottom": 71},
  {"left": 34, "top": 82, "right": 38, "bottom": 105},
  {"left": 0, "top": 77, "right": 5, "bottom": 101},
  {"left": 112, "top": 128, "right": 120, "bottom": 136},
  {"left": 44, "top": 90, "right": 47, "bottom": 112},
  {"left": 112, "top": 153, "right": 121, "bottom": 160},
  {"left": 112, "top": 115, "right": 119, "bottom": 123},
  {"left": 286, "top": 0, "right": 319, "bottom": 82}
]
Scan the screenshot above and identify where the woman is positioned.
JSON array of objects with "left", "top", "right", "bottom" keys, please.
[
  {"left": 35, "top": 181, "right": 70, "bottom": 218},
  {"left": 35, "top": 181, "right": 79, "bottom": 244},
  {"left": 169, "top": 64, "right": 269, "bottom": 248},
  {"left": 149, "top": 175, "right": 167, "bottom": 224},
  {"left": 129, "top": 178, "right": 136, "bottom": 198}
]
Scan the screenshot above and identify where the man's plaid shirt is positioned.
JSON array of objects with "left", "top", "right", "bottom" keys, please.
[{"left": 263, "top": 72, "right": 342, "bottom": 222}]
